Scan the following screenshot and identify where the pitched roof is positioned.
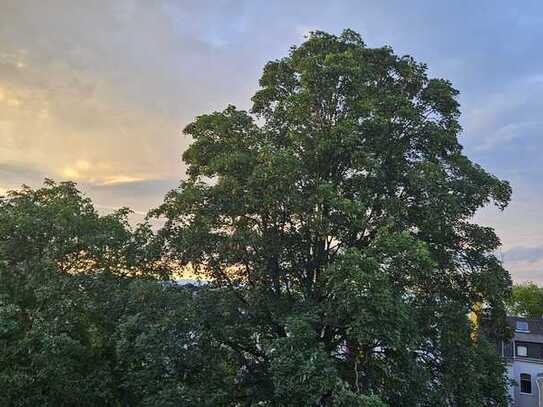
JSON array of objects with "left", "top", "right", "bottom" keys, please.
[{"left": 507, "top": 316, "right": 543, "bottom": 343}]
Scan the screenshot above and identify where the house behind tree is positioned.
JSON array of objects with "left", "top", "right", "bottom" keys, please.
[{"left": 501, "top": 317, "right": 543, "bottom": 406}]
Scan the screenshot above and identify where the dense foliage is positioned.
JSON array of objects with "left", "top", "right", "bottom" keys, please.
[
  {"left": 1, "top": 31, "right": 513, "bottom": 406},
  {"left": 154, "top": 30, "right": 512, "bottom": 406},
  {"left": 0, "top": 181, "right": 235, "bottom": 406},
  {"left": 508, "top": 282, "right": 543, "bottom": 319}
]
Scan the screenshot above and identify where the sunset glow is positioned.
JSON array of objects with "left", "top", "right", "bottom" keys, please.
[{"left": 1, "top": 1, "right": 542, "bottom": 283}]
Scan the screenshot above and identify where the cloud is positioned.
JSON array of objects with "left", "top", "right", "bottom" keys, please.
[
  {"left": 460, "top": 77, "right": 543, "bottom": 153},
  {"left": 505, "top": 256, "right": 543, "bottom": 285},
  {"left": 504, "top": 246, "right": 543, "bottom": 264},
  {"left": 2, "top": 1, "right": 543, "bottom": 284},
  {"left": 83, "top": 177, "right": 178, "bottom": 216},
  {"left": 0, "top": 162, "right": 48, "bottom": 192},
  {"left": 87, "top": 178, "right": 177, "bottom": 196},
  {"left": 469, "top": 121, "right": 541, "bottom": 152},
  {"left": 97, "top": 176, "right": 146, "bottom": 186}
]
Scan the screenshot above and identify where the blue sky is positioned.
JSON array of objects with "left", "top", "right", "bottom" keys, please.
[{"left": 0, "top": 0, "right": 542, "bottom": 282}]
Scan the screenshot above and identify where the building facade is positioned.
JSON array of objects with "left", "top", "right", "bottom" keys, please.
[{"left": 501, "top": 317, "right": 543, "bottom": 406}]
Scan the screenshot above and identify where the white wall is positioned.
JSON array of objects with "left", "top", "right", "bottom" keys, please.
[{"left": 509, "top": 360, "right": 543, "bottom": 407}]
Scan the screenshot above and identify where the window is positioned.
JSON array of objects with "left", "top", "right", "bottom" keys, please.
[
  {"left": 520, "top": 373, "right": 532, "bottom": 394},
  {"left": 516, "top": 321, "right": 529, "bottom": 332},
  {"left": 517, "top": 345, "right": 528, "bottom": 357}
]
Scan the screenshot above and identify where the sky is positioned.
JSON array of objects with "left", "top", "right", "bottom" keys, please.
[{"left": 0, "top": 0, "right": 542, "bottom": 283}]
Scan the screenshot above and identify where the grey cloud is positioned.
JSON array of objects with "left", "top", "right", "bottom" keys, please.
[
  {"left": 0, "top": 161, "right": 44, "bottom": 178},
  {"left": 509, "top": 268, "right": 543, "bottom": 285},
  {"left": 82, "top": 178, "right": 179, "bottom": 215},
  {"left": 505, "top": 246, "right": 543, "bottom": 264},
  {"left": 0, "top": 162, "right": 47, "bottom": 188},
  {"left": 86, "top": 178, "right": 178, "bottom": 198},
  {"left": 2, "top": 0, "right": 543, "bottom": 285}
]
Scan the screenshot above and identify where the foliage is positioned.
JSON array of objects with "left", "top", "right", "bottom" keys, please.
[
  {"left": 0, "top": 181, "right": 233, "bottom": 406},
  {"left": 0, "top": 179, "right": 164, "bottom": 277},
  {"left": 1, "top": 30, "right": 513, "bottom": 406},
  {"left": 153, "top": 29, "right": 512, "bottom": 405},
  {"left": 508, "top": 282, "right": 543, "bottom": 318}
]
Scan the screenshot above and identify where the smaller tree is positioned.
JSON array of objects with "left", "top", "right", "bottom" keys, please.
[
  {"left": 508, "top": 282, "right": 543, "bottom": 319},
  {"left": 0, "top": 180, "right": 174, "bottom": 406},
  {"left": 0, "top": 179, "right": 165, "bottom": 278}
]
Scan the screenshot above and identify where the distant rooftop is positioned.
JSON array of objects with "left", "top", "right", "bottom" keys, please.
[{"left": 508, "top": 316, "right": 543, "bottom": 335}]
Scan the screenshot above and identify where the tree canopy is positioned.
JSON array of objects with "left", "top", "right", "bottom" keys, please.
[
  {"left": 0, "top": 180, "right": 232, "bottom": 406},
  {"left": 508, "top": 282, "right": 543, "bottom": 319},
  {"left": 1, "top": 30, "right": 513, "bottom": 406},
  {"left": 153, "top": 30, "right": 512, "bottom": 405}
]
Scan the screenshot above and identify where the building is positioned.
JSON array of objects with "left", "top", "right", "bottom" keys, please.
[{"left": 501, "top": 317, "right": 543, "bottom": 406}]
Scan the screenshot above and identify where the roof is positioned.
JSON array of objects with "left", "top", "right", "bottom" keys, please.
[{"left": 507, "top": 316, "right": 543, "bottom": 342}]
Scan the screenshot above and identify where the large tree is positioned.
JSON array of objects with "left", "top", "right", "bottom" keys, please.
[{"left": 154, "top": 30, "right": 512, "bottom": 406}]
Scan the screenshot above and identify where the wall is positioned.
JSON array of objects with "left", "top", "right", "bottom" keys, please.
[{"left": 509, "top": 359, "right": 543, "bottom": 407}]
